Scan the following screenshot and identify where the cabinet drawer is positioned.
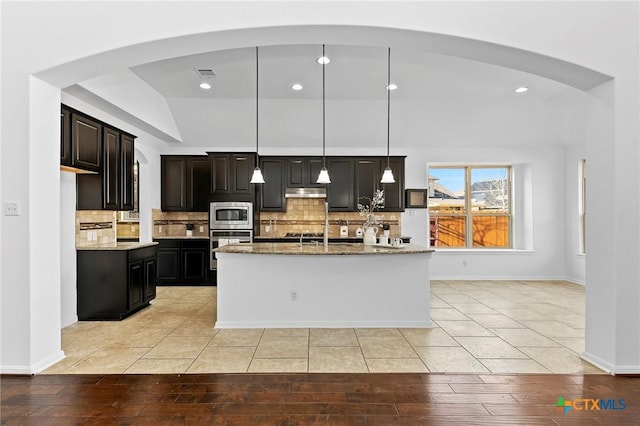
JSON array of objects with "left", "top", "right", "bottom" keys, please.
[
  {"left": 182, "top": 240, "right": 209, "bottom": 249},
  {"left": 129, "top": 245, "right": 157, "bottom": 262},
  {"left": 154, "top": 239, "right": 181, "bottom": 249}
]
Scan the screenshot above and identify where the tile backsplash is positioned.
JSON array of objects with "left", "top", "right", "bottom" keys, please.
[
  {"left": 76, "top": 210, "right": 116, "bottom": 247},
  {"left": 258, "top": 198, "right": 401, "bottom": 238},
  {"left": 152, "top": 209, "right": 208, "bottom": 238}
]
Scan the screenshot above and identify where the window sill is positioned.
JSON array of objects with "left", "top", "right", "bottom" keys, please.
[{"left": 432, "top": 248, "right": 534, "bottom": 255}]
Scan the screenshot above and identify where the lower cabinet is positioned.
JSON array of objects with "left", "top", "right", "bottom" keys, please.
[
  {"left": 155, "top": 239, "right": 214, "bottom": 285},
  {"left": 77, "top": 245, "right": 157, "bottom": 320}
]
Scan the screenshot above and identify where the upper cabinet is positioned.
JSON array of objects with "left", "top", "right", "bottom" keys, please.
[
  {"left": 71, "top": 113, "right": 103, "bottom": 172},
  {"left": 355, "top": 157, "right": 405, "bottom": 212},
  {"left": 286, "top": 157, "right": 324, "bottom": 188},
  {"left": 208, "top": 152, "right": 256, "bottom": 202},
  {"left": 256, "top": 155, "right": 405, "bottom": 212},
  {"left": 258, "top": 158, "right": 286, "bottom": 212},
  {"left": 61, "top": 105, "right": 103, "bottom": 173},
  {"left": 161, "top": 155, "right": 210, "bottom": 212},
  {"left": 326, "top": 158, "right": 355, "bottom": 211},
  {"left": 70, "top": 105, "right": 136, "bottom": 211}
]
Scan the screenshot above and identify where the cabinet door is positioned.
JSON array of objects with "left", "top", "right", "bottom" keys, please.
[
  {"left": 182, "top": 248, "right": 207, "bottom": 282},
  {"left": 355, "top": 158, "right": 379, "bottom": 208},
  {"left": 187, "top": 157, "right": 210, "bottom": 212},
  {"left": 307, "top": 158, "right": 324, "bottom": 187},
  {"left": 157, "top": 248, "right": 180, "bottom": 283},
  {"left": 259, "top": 158, "right": 286, "bottom": 211},
  {"left": 210, "top": 154, "right": 230, "bottom": 194},
  {"left": 120, "top": 134, "right": 135, "bottom": 211},
  {"left": 326, "top": 158, "right": 355, "bottom": 211},
  {"left": 103, "top": 127, "right": 121, "bottom": 210},
  {"left": 161, "top": 157, "right": 187, "bottom": 211},
  {"left": 128, "top": 260, "right": 144, "bottom": 311},
  {"left": 287, "top": 158, "right": 304, "bottom": 187},
  {"left": 144, "top": 258, "right": 157, "bottom": 302},
  {"left": 60, "top": 107, "right": 72, "bottom": 166},
  {"left": 379, "top": 157, "right": 405, "bottom": 212},
  {"left": 71, "top": 113, "right": 102, "bottom": 172},
  {"left": 231, "top": 154, "right": 254, "bottom": 195}
]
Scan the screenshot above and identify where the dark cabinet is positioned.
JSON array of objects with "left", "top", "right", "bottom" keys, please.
[
  {"left": 60, "top": 107, "right": 72, "bottom": 166},
  {"left": 355, "top": 157, "right": 405, "bottom": 212},
  {"left": 326, "top": 158, "right": 355, "bottom": 211},
  {"left": 71, "top": 113, "right": 103, "bottom": 173},
  {"left": 161, "top": 155, "right": 210, "bottom": 212},
  {"left": 253, "top": 155, "right": 404, "bottom": 212},
  {"left": 286, "top": 157, "right": 324, "bottom": 188},
  {"left": 208, "top": 152, "right": 256, "bottom": 202},
  {"left": 258, "top": 158, "right": 286, "bottom": 212},
  {"left": 77, "top": 125, "right": 136, "bottom": 211},
  {"left": 103, "top": 127, "right": 121, "bottom": 210},
  {"left": 120, "top": 134, "right": 135, "bottom": 210},
  {"left": 155, "top": 239, "right": 212, "bottom": 285},
  {"left": 77, "top": 245, "right": 157, "bottom": 320}
]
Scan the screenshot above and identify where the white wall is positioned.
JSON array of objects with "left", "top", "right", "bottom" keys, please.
[
  {"left": 60, "top": 173, "right": 77, "bottom": 327},
  {"left": 564, "top": 145, "right": 586, "bottom": 285},
  {"left": 1, "top": 0, "right": 638, "bottom": 373}
]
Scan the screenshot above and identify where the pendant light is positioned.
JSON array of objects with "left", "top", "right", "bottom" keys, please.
[
  {"left": 250, "top": 46, "right": 265, "bottom": 184},
  {"left": 316, "top": 44, "right": 331, "bottom": 184},
  {"left": 380, "top": 47, "right": 396, "bottom": 184}
]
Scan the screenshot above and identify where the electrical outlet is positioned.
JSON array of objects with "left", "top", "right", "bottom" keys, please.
[
  {"left": 199, "top": 226, "right": 204, "bottom": 232},
  {"left": 131, "top": 225, "right": 136, "bottom": 232},
  {"left": 462, "top": 259, "right": 468, "bottom": 267},
  {"left": 265, "top": 225, "right": 271, "bottom": 233},
  {"left": 4, "top": 201, "right": 20, "bottom": 216},
  {"left": 159, "top": 226, "right": 162, "bottom": 233},
  {"left": 290, "top": 291, "right": 297, "bottom": 302}
]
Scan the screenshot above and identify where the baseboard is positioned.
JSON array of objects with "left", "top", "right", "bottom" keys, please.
[
  {"left": 215, "top": 320, "right": 435, "bottom": 329},
  {"left": 430, "top": 275, "right": 568, "bottom": 281},
  {"left": 1, "top": 350, "right": 66, "bottom": 375},
  {"left": 565, "top": 276, "right": 585, "bottom": 286},
  {"left": 581, "top": 351, "right": 615, "bottom": 374}
]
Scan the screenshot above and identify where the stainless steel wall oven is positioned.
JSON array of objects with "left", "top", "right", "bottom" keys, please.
[{"left": 209, "top": 202, "right": 254, "bottom": 271}]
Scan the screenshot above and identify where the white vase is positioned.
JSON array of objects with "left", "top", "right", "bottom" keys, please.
[{"left": 363, "top": 227, "right": 378, "bottom": 245}]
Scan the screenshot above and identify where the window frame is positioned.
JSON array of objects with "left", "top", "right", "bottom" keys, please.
[{"left": 428, "top": 165, "right": 513, "bottom": 249}]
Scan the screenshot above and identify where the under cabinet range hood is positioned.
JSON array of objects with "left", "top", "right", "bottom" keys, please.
[{"left": 285, "top": 187, "right": 327, "bottom": 198}]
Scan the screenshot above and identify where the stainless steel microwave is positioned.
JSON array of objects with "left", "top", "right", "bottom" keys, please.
[{"left": 209, "top": 201, "right": 253, "bottom": 229}]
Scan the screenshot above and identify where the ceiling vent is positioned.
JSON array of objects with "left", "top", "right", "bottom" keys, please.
[{"left": 195, "top": 68, "right": 216, "bottom": 78}]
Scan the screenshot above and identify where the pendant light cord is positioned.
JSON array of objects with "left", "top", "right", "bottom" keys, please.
[
  {"left": 256, "top": 46, "right": 259, "bottom": 160},
  {"left": 322, "top": 44, "right": 326, "bottom": 168},
  {"left": 386, "top": 47, "right": 391, "bottom": 168}
]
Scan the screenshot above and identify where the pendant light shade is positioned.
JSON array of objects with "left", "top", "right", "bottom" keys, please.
[
  {"left": 316, "top": 44, "right": 331, "bottom": 184},
  {"left": 250, "top": 46, "right": 265, "bottom": 184},
  {"left": 380, "top": 47, "right": 396, "bottom": 184}
]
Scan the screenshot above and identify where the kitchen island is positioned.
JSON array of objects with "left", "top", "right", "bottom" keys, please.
[{"left": 214, "top": 242, "right": 434, "bottom": 328}]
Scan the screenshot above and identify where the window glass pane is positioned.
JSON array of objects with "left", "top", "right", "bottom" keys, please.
[
  {"left": 428, "top": 168, "right": 466, "bottom": 214},
  {"left": 472, "top": 216, "right": 509, "bottom": 247},
  {"left": 470, "top": 167, "right": 509, "bottom": 213},
  {"left": 430, "top": 216, "right": 466, "bottom": 247}
]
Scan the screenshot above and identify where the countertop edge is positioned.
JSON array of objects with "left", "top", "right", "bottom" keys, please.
[
  {"left": 215, "top": 242, "right": 433, "bottom": 256},
  {"left": 77, "top": 242, "right": 159, "bottom": 251}
]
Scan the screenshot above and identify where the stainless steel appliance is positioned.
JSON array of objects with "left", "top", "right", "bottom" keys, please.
[
  {"left": 209, "top": 201, "right": 253, "bottom": 229},
  {"left": 209, "top": 201, "right": 254, "bottom": 271}
]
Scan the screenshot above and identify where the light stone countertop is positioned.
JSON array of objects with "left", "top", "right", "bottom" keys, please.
[
  {"left": 76, "top": 241, "right": 159, "bottom": 251},
  {"left": 214, "top": 242, "right": 433, "bottom": 256}
]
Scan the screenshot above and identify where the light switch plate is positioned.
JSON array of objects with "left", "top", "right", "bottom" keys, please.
[{"left": 4, "top": 201, "right": 20, "bottom": 216}]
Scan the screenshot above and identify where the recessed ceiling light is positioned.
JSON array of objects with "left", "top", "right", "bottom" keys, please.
[
  {"left": 291, "top": 83, "right": 303, "bottom": 91},
  {"left": 515, "top": 86, "right": 529, "bottom": 93},
  {"left": 317, "top": 56, "right": 330, "bottom": 65},
  {"left": 386, "top": 83, "right": 398, "bottom": 91},
  {"left": 199, "top": 82, "right": 212, "bottom": 90}
]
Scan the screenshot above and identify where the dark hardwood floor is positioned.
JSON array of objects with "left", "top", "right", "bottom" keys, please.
[{"left": 2, "top": 373, "right": 639, "bottom": 425}]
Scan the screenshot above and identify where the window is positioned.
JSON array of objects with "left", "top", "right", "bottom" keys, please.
[
  {"left": 578, "top": 159, "right": 586, "bottom": 254},
  {"left": 428, "top": 166, "right": 512, "bottom": 248}
]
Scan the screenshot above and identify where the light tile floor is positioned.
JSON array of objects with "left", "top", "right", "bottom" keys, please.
[{"left": 43, "top": 280, "right": 605, "bottom": 374}]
